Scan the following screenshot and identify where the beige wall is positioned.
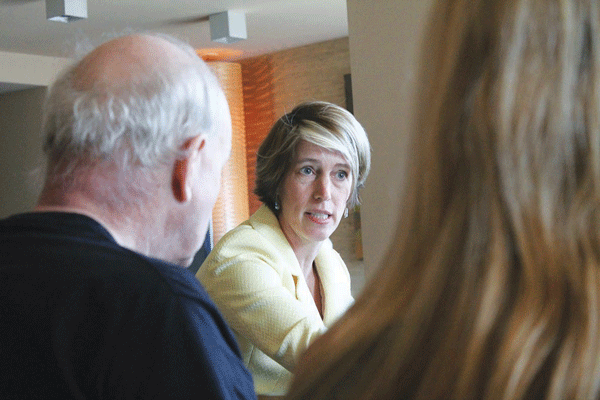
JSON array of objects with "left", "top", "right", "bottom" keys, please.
[
  {"left": 0, "top": 51, "right": 70, "bottom": 218},
  {"left": 0, "top": 51, "right": 71, "bottom": 86},
  {"left": 347, "top": 0, "right": 434, "bottom": 275},
  {"left": 0, "top": 87, "right": 47, "bottom": 218}
]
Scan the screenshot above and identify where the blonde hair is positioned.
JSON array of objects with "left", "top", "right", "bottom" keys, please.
[
  {"left": 254, "top": 101, "right": 371, "bottom": 212},
  {"left": 288, "top": 0, "right": 600, "bottom": 399}
]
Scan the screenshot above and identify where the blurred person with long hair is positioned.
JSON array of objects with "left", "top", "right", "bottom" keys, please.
[{"left": 287, "top": 0, "right": 600, "bottom": 399}]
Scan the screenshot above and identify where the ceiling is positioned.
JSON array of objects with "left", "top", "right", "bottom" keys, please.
[
  {"left": 0, "top": 0, "right": 348, "bottom": 92},
  {"left": 0, "top": 0, "right": 348, "bottom": 58}
]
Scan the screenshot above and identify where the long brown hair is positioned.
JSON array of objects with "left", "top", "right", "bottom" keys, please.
[{"left": 288, "top": 0, "right": 600, "bottom": 398}]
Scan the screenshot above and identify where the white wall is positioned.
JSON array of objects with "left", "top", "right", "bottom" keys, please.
[{"left": 347, "top": 0, "right": 434, "bottom": 275}]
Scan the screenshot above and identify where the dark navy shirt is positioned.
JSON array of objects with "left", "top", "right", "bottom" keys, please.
[{"left": 0, "top": 212, "right": 256, "bottom": 399}]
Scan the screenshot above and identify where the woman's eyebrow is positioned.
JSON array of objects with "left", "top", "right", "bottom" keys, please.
[
  {"left": 295, "top": 158, "right": 351, "bottom": 169},
  {"left": 295, "top": 157, "right": 320, "bottom": 164}
]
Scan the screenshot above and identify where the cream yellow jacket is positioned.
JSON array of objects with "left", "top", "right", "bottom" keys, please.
[{"left": 197, "top": 205, "right": 353, "bottom": 396}]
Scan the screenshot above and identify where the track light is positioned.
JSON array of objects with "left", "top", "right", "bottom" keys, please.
[
  {"left": 209, "top": 11, "right": 247, "bottom": 44},
  {"left": 46, "top": 0, "right": 87, "bottom": 23}
]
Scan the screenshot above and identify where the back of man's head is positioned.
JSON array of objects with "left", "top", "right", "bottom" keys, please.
[{"left": 41, "top": 34, "right": 228, "bottom": 204}]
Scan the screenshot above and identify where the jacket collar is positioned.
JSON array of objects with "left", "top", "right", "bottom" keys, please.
[
  {"left": 248, "top": 205, "right": 335, "bottom": 278},
  {"left": 248, "top": 205, "right": 303, "bottom": 277},
  {"left": 249, "top": 205, "right": 346, "bottom": 323}
]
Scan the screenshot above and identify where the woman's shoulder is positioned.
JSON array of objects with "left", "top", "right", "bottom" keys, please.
[
  {"left": 199, "top": 206, "right": 298, "bottom": 277},
  {"left": 213, "top": 207, "right": 283, "bottom": 252}
]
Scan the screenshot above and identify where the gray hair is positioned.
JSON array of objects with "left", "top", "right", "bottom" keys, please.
[
  {"left": 42, "top": 33, "right": 226, "bottom": 184},
  {"left": 255, "top": 101, "right": 371, "bottom": 212}
]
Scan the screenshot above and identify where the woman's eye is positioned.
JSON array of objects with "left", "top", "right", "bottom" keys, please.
[
  {"left": 300, "top": 166, "right": 313, "bottom": 175},
  {"left": 336, "top": 171, "right": 349, "bottom": 180}
]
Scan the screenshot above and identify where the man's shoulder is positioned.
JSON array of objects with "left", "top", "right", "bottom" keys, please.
[
  {"left": 0, "top": 212, "right": 258, "bottom": 399},
  {"left": 0, "top": 212, "right": 206, "bottom": 304}
]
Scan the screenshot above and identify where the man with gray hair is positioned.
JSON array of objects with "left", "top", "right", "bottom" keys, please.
[{"left": 0, "top": 34, "right": 256, "bottom": 399}]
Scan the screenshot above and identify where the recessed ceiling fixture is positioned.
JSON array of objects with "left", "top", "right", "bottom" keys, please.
[
  {"left": 209, "top": 11, "right": 247, "bottom": 44},
  {"left": 46, "top": 0, "right": 87, "bottom": 23}
]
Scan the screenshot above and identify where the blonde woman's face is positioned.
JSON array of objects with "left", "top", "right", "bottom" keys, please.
[{"left": 278, "top": 140, "right": 352, "bottom": 249}]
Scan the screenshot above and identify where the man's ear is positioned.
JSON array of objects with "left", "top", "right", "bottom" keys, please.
[{"left": 171, "top": 134, "right": 206, "bottom": 203}]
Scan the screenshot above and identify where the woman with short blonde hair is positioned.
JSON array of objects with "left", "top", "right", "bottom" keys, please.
[{"left": 198, "top": 101, "right": 370, "bottom": 397}]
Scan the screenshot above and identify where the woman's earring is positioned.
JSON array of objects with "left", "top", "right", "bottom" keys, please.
[
  {"left": 344, "top": 208, "right": 349, "bottom": 218},
  {"left": 274, "top": 201, "right": 280, "bottom": 210}
]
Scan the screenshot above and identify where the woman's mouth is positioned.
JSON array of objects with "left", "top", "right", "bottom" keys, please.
[{"left": 306, "top": 212, "right": 331, "bottom": 222}]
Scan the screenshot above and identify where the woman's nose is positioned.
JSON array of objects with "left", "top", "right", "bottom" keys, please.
[{"left": 313, "top": 176, "right": 331, "bottom": 201}]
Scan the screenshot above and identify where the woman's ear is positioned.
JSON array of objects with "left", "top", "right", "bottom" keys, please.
[{"left": 171, "top": 135, "right": 206, "bottom": 203}]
